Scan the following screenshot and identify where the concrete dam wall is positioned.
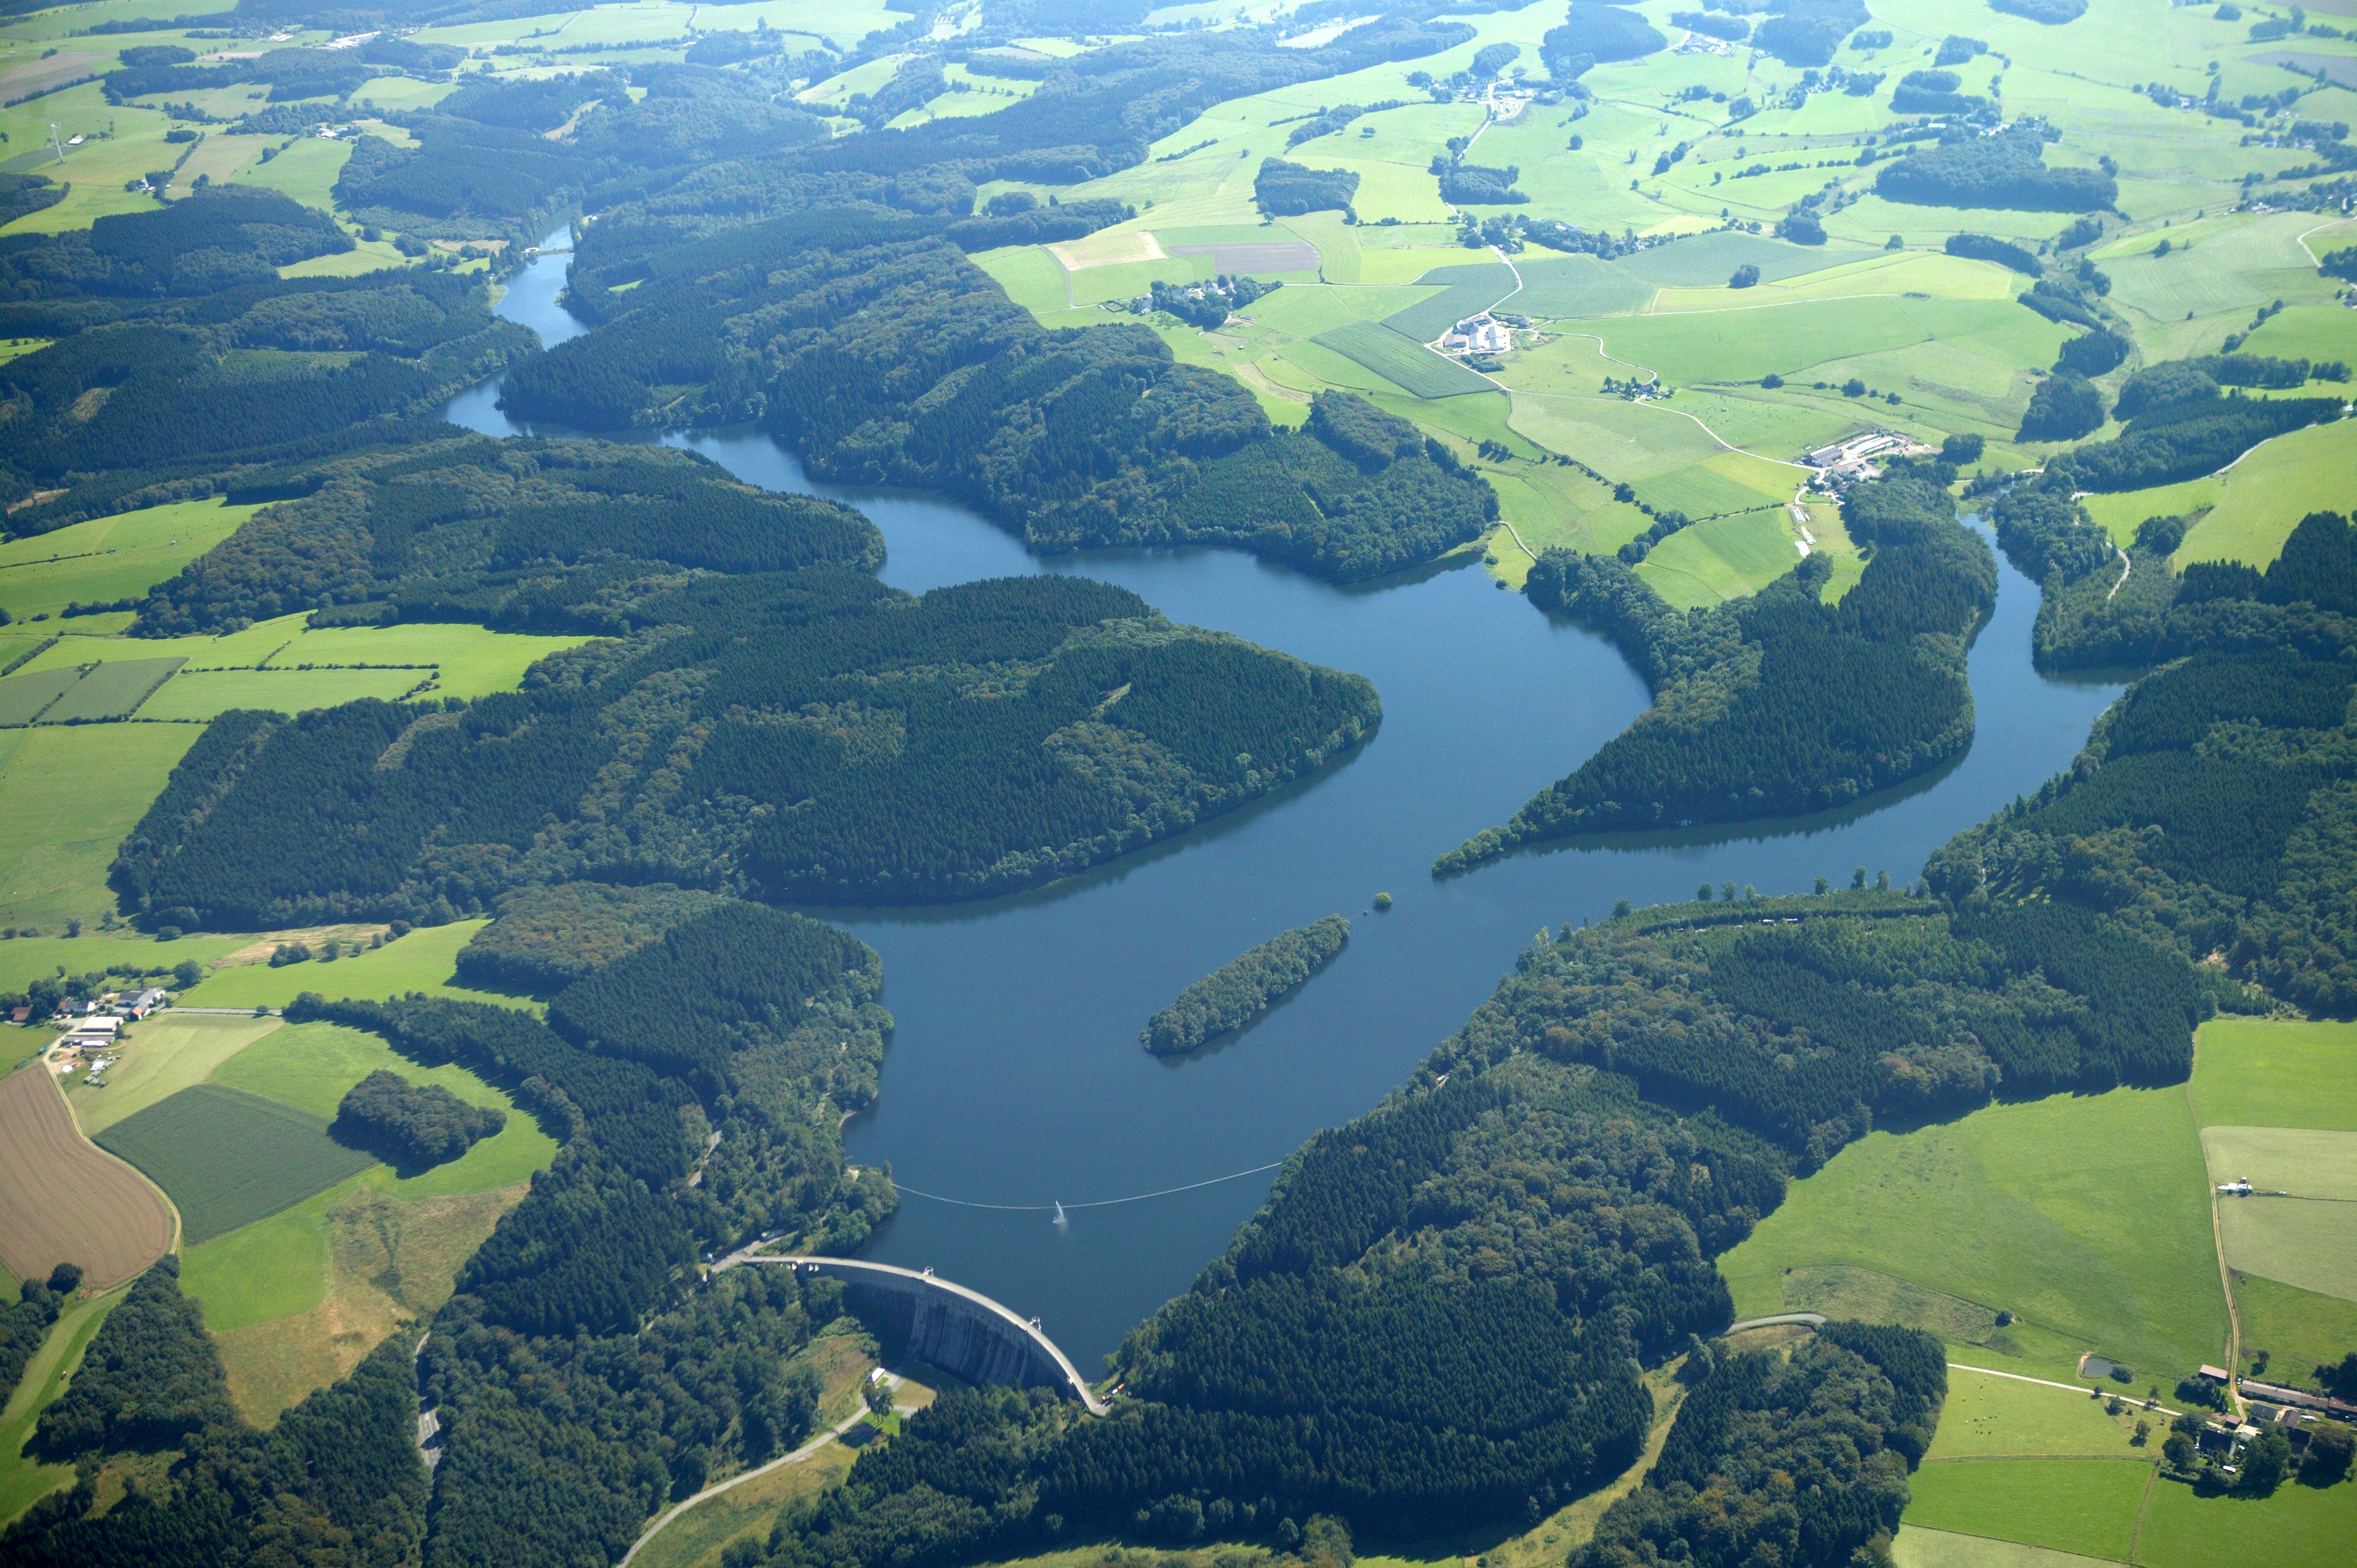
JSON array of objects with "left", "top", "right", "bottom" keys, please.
[{"left": 737, "top": 1256, "right": 1108, "bottom": 1413}]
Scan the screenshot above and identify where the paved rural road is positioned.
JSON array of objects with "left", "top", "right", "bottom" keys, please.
[
  {"left": 1724, "top": 1312, "right": 1827, "bottom": 1332},
  {"left": 616, "top": 1374, "right": 906, "bottom": 1567},
  {"left": 1950, "top": 1361, "right": 2183, "bottom": 1419}
]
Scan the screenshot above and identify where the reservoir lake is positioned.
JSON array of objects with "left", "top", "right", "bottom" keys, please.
[{"left": 448, "top": 230, "right": 2127, "bottom": 1369}]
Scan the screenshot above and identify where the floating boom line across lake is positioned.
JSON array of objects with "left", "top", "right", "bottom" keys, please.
[{"left": 889, "top": 1160, "right": 1287, "bottom": 1213}]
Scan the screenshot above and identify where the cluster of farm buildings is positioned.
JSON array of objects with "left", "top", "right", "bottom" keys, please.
[
  {"left": 15, "top": 989, "right": 168, "bottom": 1086},
  {"left": 1801, "top": 429, "right": 1935, "bottom": 492},
  {"left": 1441, "top": 313, "right": 1516, "bottom": 355}
]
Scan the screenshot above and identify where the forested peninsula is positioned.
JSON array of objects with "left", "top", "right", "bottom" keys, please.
[
  {"left": 1437, "top": 462, "right": 1993, "bottom": 870},
  {"left": 1142, "top": 915, "right": 1350, "bottom": 1055},
  {"left": 114, "top": 557, "right": 1379, "bottom": 919}
]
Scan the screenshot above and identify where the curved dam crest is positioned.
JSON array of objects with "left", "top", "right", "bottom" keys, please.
[{"left": 724, "top": 1256, "right": 1110, "bottom": 1414}]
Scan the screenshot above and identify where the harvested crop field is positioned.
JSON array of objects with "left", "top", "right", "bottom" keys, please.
[
  {"left": 0, "top": 1063, "right": 173, "bottom": 1289},
  {"left": 95, "top": 1083, "right": 377, "bottom": 1245}
]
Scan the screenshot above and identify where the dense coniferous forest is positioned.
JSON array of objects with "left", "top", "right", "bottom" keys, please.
[
  {"left": 0, "top": 196, "right": 543, "bottom": 530},
  {"left": 1142, "top": 915, "right": 1350, "bottom": 1055},
  {"left": 127, "top": 438, "right": 884, "bottom": 635},
  {"left": 1429, "top": 888, "right": 2198, "bottom": 1167},
  {"left": 114, "top": 571, "right": 1379, "bottom": 922},
  {"left": 1437, "top": 466, "right": 1994, "bottom": 869},
  {"left": 335, "top": 1069, "right": 507, "bottom": 1166},
  {"left": 1930, "top": 641, "right": 2357, "bottom": 1016}
]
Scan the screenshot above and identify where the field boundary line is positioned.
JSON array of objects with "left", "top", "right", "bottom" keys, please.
[
  {"left": 2194, "top": 1065, "right": 2246, "bottom": 1420},
  {"left": 2128, "top": 1459, "right": 2158, "bottom": 1562}
]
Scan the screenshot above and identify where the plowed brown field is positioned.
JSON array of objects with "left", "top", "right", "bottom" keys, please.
[{"left": 0, "top": 1063, "right": 173, "bottom": 1288}]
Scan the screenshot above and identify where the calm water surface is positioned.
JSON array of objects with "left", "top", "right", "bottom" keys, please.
[{"left": 448, "top": 234, "right": 2127, "bottom": 1368}]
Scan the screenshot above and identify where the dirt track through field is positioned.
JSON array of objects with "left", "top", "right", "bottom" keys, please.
[{"left": 0, "top": 1063, "right": 173, "bottom": 1289}]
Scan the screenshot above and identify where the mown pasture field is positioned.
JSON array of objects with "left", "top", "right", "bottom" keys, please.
[
  {"left": 0, "top": 1065, "right": 172, "bottom": 1289},
  {"left": 135, "top": 666, "right": 425, "bottom": 721},
  {"left": 2230, "top": 1270, "right": 2357, "bottom": 1398},
  {"left": 2188, "top": 1017, "right": 2357, "bottom": 1379},
  {"left": 0, "top": 722, "right": 198, "bottom": 933},
  {"left": 1901, "top": 1459, "right": 2151, "bottom": 1563},
  {"left": 180, "top": 919, "right": 538, "bottom": 1014},
  {"left": 2215, "top": 1193, "right": 2357, "bottom": 1305},
  {"left": 1637, "top": 510, "right": 1802, "bottom": 610},
  {"left": 1717, "top": 1086, "right": 2227, "bottom": 1385},
  {"left": 1890, "top": 1530, "right": 2123, "bottom": 1568},
  {"left": 1925, "top": 1368, "right": 2161, "bottom": 1462},
  {"left": 2131, "top": 1474, "right": 2357, "bottom": 1568},
  {"left": 2200, "top": 1126, "right": 2357, "bottom": 1203},
  {"left": 0, "top": 498, "right": 257, "bottom": 622},
  {"left": 94, "top": 1083, "right": 376, "bottom": 1245},
  {"left": 66, "top": 1012, "right": 282, "bottom": 1135},
  {"left": 2191, "top": 1018, "right": 2357, "bottom": 1132},
  {"left": 2175, "top": 420, "right": 2357, "bottom": 570}
]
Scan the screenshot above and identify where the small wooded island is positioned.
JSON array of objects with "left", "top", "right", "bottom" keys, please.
[{"left": 1142, "top": 915, "right": 1350, "bottom": 1056}]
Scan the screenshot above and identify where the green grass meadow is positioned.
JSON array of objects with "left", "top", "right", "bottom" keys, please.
[
  {"left": 2191, "top": 1019, "right": 2357, "bottom": 1132},
  {"left": 2176, "top": 421, "right": 2357, "bottom": 570},
  {"left": 2230, "top": 1270, "right": 2357, "bottom": 1396},
  {"left": 1901, "top": 1459, "right": 2152, "bottom": 1563},
  {"left": 1925, "top": 1369, "right": 2161, "bottom": 1462},
  {"left": 0, "top": 722, "right": 198, "bottom": 933},
  {"left": 0, "top": 498, "right": 258, "bottom": 622},
  {"left": 94, "top": 1083, "right": 377, "bottom": 1244},
  {"left": 0, "top": 1285, "right": 115, "bottom": 1527},
  {"left": 1717, "top": 1086, "right": 2228, "bottom": 1385},
  {"left": 67, "top": 1012, "right": 283, "bottom": 1135},
  {"left": 2130, "top": 1472, "right": 2357, "bottom": 1568},
  {"left": 180, "top": 919, "right": 537, "bottom": 1014}
]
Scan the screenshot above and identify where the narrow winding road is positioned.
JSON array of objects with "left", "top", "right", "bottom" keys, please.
[{"left": 617, "top": 1374, "right": 908, "bottom": 1568}]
